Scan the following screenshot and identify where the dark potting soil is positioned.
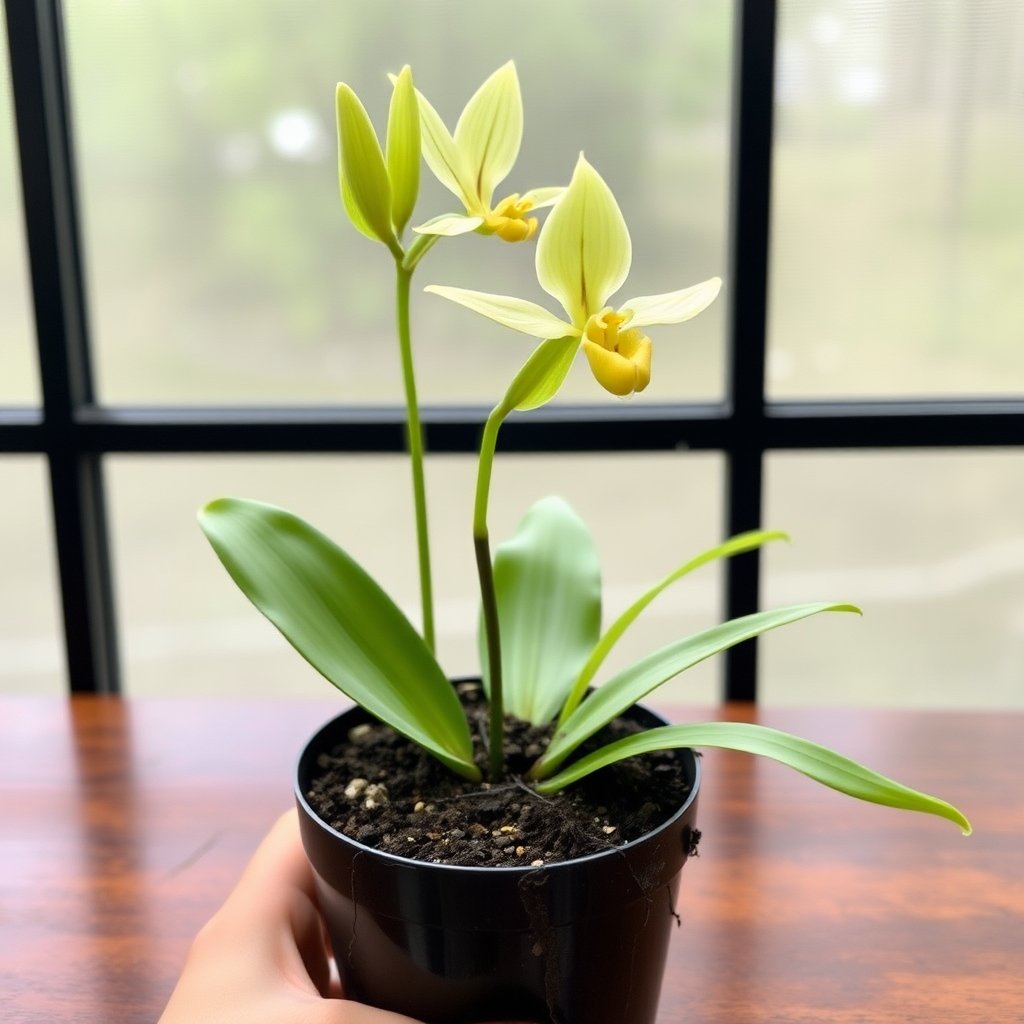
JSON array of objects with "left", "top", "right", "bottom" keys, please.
[{"left": 305, "top": 681, "right": 698, "bottom": 867}]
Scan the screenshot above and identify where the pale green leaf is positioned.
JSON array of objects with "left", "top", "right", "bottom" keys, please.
[
  {"left": 536, "top": 154, "right": 631, "bottom": 327},
  {"left": 336, "top": 84, "right": 397, "bottom": 250},
  {"left": 533, "top": 722, "right": 972, "bottom": 835},
  {"left": 386, "top": 66, "right": 420, "bottom": 236},
  {"left": 557, "top": 530, "right": 789, "bottom": 725},
  {"left": 622, "top": 278, "right": 723, "bottom": 328},
  {"left": 413, "top": 213, "right": 484, "bottom": 237},
  {"left": 498, "top": 335, "right": 579, "bottom": 413},
  {"left": 482, "top": 497, "right": 602, "bottom": 723},
  {"left": 424, "top": 285, "right": 574, "bottom": 339},
  {"left": 454, "top": 61, "right": 523, "bottom": 207},
  {"left": 198, "top": 498, "right": 479, "bottom": 780},
  {"left": 535, "top": 602, "right": 860, "bottom": 778},
  {"left": 412, "top": 85, "right": 478, "bottom": 210}
]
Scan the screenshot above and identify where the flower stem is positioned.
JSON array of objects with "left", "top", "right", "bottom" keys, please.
[
  {"left": 395, "top": 263, "right": 435, "bottom": 654},
  {"left": 474, "top": 407, "right": 505, "bottom": 780}
]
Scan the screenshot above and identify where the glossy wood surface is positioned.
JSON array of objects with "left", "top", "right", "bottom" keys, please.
[{"left": 2, "top": 698, "right": 1020, "bottom": 1023}]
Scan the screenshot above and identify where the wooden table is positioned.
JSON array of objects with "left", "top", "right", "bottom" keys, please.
[{"left": 2, "top": 698, "right": 1020, "bottom": 1023}]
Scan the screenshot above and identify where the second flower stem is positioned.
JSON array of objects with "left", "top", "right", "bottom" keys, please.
[
  {"left": 474, "top": 408, "right": 505, "bottom": 780},
  {"left": 395, "top": 264, "right": 435, "bottom": 654}
]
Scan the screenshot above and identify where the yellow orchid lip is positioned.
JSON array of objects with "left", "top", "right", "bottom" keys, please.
[
  {"left": 482, "top": 193, "right": 539, "bottom": 243},
  {"left": 582, "top": 308, "right": 652, "bottom": 396}
]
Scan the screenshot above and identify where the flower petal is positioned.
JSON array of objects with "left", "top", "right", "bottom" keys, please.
[
  {"left": 413, "top": 213, "right": 485, "bottom": 237},
  {"left": 454, "top": 61, "right": 523, "bottom": 208},
  {"left": 536, "top": 154, "right": 631, "bottom": 327},
  {"left": 336, "top": 84, "right": 397, "bottom": 249},
  {"left": 386, "top": 66, "right": 421, "bottom": 236},
  {"left": 621, "top": 277, "right": 722, "bottom": 327},
  {"left": 521, "top": 186, "right": 564, "bottom": 210},
  {"left": 582, "top": 332, "right": 651, "bottom": 396},
  {"left": 412, "top": 85, "right": 479, "bottom": 211},
  {"left": 424, "top": 285, "right": 575, "bottom": 340}
]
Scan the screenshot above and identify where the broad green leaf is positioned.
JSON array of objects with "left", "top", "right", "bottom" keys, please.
[
  {"left": 336, "top": 84, "right": 397, "bottom": 250},
  {"left": 534, "top": 602, "right": 860, "bottom": 778},
  {"left": 198, "top": 498, "right": 479, "bottom": 780},
  {"left": 414, "top": 213, "right": 484, "bottom": 237},
  {"left": 386, "top": 66, "right": 420, "bottom": 236},
  {"left": 412, "top": 85, "right": 478, "bottom": 210},
  {"left": 424, "top": 284, "right": 573, "bottom": 339},
  {"left": 454, "top": 61, "right": 523, "bottom": 207},
  {"left": 533, "top": 722, "right": 972, "bottom": 835},
  {"left": 536, "top": 154, "right": 631, "bottom": 328},
  {"left": 482, "top": 497, "right": 602, "bottom": 723},
  {"left": 622, "top": 278, "right": 723, "bottom": 328},
  {"left": 498, "top": 335, "right": 579, "bottom": 413},
  {"left": 557, "top": 530, "right": 789, "bottom": 726}
]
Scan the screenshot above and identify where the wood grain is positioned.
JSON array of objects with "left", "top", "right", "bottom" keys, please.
[{"left": 1, "top": 698, "right": 1020, "bottom": 1023}]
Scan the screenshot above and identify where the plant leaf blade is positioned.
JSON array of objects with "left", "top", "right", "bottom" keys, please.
[
  {"left": 534, "top": 722, "right": 972, "bottom": 835},
  {"left": 198, "top": 498, "right": 479, "bottom": 780},
  {"left": 483, "top": 497, "right": 602, "bottom": 723},
  {"left": 536, "top": 602, "right": 860, "bottom": 777}
]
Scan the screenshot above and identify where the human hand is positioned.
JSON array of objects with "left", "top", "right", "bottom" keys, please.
[{"left": 159, "top": 810, "right": 423, "bottom": 1024}]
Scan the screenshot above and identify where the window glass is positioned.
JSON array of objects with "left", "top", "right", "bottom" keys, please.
[
  {"left": 107, "top": 453, "right": 723, "bottom": 702},
  {"left": 762, "top": 452, "right": 1024, "bottom": 707},
  {"left": 64, "top": 0, "right": 731, "bottom": 405},
  {"left": 768, "top": 0, "right": 1024, "bottom": 398},
  {"left": 0, "top": 6, "right": 39, "bottom": 405},
  {"left": 0, "top": 459, "right": 66, "bottom": 694}
]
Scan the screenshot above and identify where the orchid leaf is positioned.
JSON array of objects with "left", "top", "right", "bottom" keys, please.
[
  {"left": 482, "top": 497, "right": 601, "bottom": 723},
  {"left": 198, "top": 498, "right": 479, "bottom": 781},
  {"left": 534, "top": 602, "right": 860, "bottom": 778},
  {"left": 536, "top": 154, "right": 631, "bottom": 326},
  {"left": 425, "top": 284, "right": 573, "bottom": 339},
  {"left": 386, "top": 65, "right": 420, "bottom": 236},
  {"left": 557, "top": 530, "right": 790, "bottom": 726},
  {"left": 533, "top": 722, "right": 972, "bottom": 835}
]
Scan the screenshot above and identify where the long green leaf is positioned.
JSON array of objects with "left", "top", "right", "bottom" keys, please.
[
  {"left": 557, "top": 529, "right": 789, "bottom": 726},
  {"left": 482, "top": 497, "right": 601, "bottom": 723},
  {"left": 534, "top": 602, "right": 860, "bottom": 778},
  {"left": 199, "top": 498, "right": 479, "bottom": 780},
  {"left": 533, "top": 722, "right": 972, "bottom": 835},
  {"left": 386, "top": 65, "right": 420, "bottom": 236}
]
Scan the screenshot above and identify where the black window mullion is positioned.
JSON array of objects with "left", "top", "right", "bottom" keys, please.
[
  {"left": 723, "top": 0, "right": 777, "bottom": 701},
  {"left": 6, "top": 0, "right": 119, "bottom": 694}
]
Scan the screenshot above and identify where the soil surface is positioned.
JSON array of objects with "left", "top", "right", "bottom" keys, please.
[{"left": 305, "top": 681, "right": 697, "bottom": 867}]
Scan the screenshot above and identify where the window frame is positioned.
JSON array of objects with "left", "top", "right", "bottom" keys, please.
[{"left": 4, "top": 0, "right": 1024, "bottom": 698}]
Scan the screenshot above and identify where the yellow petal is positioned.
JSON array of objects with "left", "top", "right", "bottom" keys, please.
[
  {"left": 536, "top": 154, "right": 631, "bottom": 328},
  {"left": 581, "top": 329, "right": 651, "bottom": 396}
]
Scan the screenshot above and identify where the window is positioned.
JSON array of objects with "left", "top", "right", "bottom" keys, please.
[{"left": 4, "top": 1, "right": 1023, "bottom": 705}]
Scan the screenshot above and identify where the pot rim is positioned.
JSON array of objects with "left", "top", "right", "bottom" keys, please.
[{"left": 294, "top": 700, "right": 701, "bottom": 877}]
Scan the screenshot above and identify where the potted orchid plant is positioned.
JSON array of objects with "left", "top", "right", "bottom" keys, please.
[{"left": 198, "top": 63, "right": 970, "bottom": 1024}]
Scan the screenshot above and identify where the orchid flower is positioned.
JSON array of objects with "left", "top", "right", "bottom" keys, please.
[
  {"left": 412, "top": 61, "right": 563, "bottom": 243},
  {"left": 427, "top": 154, "right": 722, "bottom": 397}
]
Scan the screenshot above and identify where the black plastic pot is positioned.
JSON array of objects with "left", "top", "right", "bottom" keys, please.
[{"left": 295, "top": 701, "right": 700, "bottom": 1024}]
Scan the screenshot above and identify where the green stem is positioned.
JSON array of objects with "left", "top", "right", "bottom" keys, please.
[
  {"left": 402, "top": 232, "right": 441, "bottom": 273},
  {"left": 395, "top": 264, "right": 435, "bottom": 654},
  {"left": 474, "top": 408, "right": 505, "bottom": 780}
]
